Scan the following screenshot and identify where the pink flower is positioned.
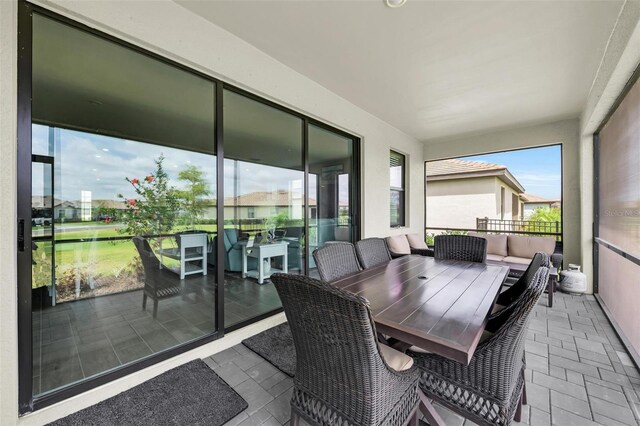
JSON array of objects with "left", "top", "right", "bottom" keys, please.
[
  {"left": 131, "top": 178, "right": 139, "bottom": 185},
  {"left": 128, "top": 199, "right": 137, "bottom": 206}
]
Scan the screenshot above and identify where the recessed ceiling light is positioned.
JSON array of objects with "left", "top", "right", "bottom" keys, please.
[
  {"left": 95, "top": 155, "right": 101, "bottom": 158},
  {"left": 102, "top": 148, "right": 109, "bottom": 152},
  {"left": 385, "top": 0, "right": 407, "bottom": 7}
]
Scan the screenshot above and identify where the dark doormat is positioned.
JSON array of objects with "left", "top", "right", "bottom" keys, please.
[
  {"left": 242, "top": 322, "right": 295, "bottom": 377},
  {"left": 49, "top": 359, "right": 247, "bottom": 426}
]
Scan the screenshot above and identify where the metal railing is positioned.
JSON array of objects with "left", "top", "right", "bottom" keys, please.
[
  {"left": 427, "top": 219, "right": 562, "bottom": 242},
  {"left": 476, "top": 217, "right": 562, "bottom": 241}
]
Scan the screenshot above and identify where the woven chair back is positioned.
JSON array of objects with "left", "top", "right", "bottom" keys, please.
[
  {"left": 434, "top": 235, "right": 487, "bottom": 263},
  {"left": 355, "top": 238, "right": 392, "bottom": 269},
  {"left": 312, "top": 242, "right": 362, "bottom": 282},
  {"left": 132, "top": 236, "right": 161, "bottom": 276},
  {"left": 271, "top": 273, "right": 417, "bottom": 425},
  {"left": 480, "top": 266, "right": 549, "bottom": 399}
]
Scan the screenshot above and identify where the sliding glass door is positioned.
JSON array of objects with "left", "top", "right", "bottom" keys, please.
[
  {"left": 222, "top": 89, "right": 304, "bottom": 327},
  {"left": 17, "top": 4, "right": 360, "bottom": 411},
  {"left": 308, "top": 124, "right": 358, "bottom": 274},
  {"left": 26, "top": 12, "right": 219, "bottom": 400}
]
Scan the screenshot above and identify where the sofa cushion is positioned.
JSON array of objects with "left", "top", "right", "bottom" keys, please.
[
  {"left": 503, "top": 256, "right": 533, "bottom": 265},
  {"left": 469, "top": 232, "right": 508, "bottom": 257},
  {"left": 507, "top": 235, "right": 555, "bottom": 258},
  {"left": 406, "top": 233, "right": 429, "bottom": 250},
  {"left": 386, "top": 235, "right": 411, "bottom": 255},
  {"left": 486, "top": 253, "right": 506, "bottom": 262}
]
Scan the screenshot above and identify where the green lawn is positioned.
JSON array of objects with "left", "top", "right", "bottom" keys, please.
[{"left": 32, "top": 223, "right": 262, "bottom": 289}]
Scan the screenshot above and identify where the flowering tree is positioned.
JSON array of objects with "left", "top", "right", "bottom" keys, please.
[{"left": 118, "top": 155, "right": 180, "bottom": 240}]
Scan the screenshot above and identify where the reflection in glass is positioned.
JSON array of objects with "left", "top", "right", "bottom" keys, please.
[
  {"left": 223, "top": 90, "right": 303, "bottom": 326},
  {"left": 31, "top": 12, "right": 216, "bottom": 397},
  {"left": 308, "top": 124, "right": 355, "bottom": 276}
]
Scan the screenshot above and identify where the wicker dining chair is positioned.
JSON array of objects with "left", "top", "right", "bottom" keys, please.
[
  {"left": 133, "top": 236, "right": 201, "bottom": 318},
  {"left": 312, "top": 242, "right": 362, "bottom": 282},
  {"left": 271, "top": 273, "right": 420, "bottom": 426},
  {"left": 490, "top": 252, "right": 550, "bottom": 318},
  {"left": 409, "top": 265, "right": 549, "bottom": 426},
  {"left": 355, "top": 237, "right": 392, "bottom": 269},
  {"left": 434, "top": 235, "right": 487, "bottom": 263}
]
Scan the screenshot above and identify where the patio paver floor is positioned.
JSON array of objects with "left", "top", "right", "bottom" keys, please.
[{"left": 207, "top": 292, "right": 640, "bottom": 426}]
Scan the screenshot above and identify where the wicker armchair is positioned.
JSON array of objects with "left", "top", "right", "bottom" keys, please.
[
  {"left": 409, "top": 266, "right": 549, "bottom": 426},
  {"left": 133, "top": 236, "right": 200, "bottom": 318},
  {"left": 434, "top": 235, "right": 487, "bottom": 263},
  {"left": 491, "top": 252, "right": 550, "bottom": 319},
  {"left": 355, "top": 238, "right": 392, "bottom": 269},
  {"left": 270, "top": 273, "right": 420, "bottom": 426},
  {"left": 312, "top": 242, "right": 362, "bottom": 282}
]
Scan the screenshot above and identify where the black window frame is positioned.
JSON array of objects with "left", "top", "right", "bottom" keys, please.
[{"left": 390, "top": 150, "right": 406, "bottom": 228}]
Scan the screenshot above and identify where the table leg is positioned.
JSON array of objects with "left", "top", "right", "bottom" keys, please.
[
  {"left": 242, "top": 248, "right": 247, "bottom": 279},
  {"left": 548, "top": 275, "right": 555, "bottom": 308},
  {"left": 202, "top": 240, "right": 207, "bottom": 276},
  {"left": 283, "top": 249, "right": 288, "bottom": 273},
  {"left": 258, "top": 255, "right": 264, "bottom": 284},
  {"left": 180, "top": 246, "right": 186, "bottom": 280},
  {"left": 418, "top": 389, "right": 444, "bottom": 426}
]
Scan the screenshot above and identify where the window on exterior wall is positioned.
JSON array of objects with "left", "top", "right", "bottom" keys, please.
[{"left": 390, "top": 150, "right": 406, "bottom": 227}]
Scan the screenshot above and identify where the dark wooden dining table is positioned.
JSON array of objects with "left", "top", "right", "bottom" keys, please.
[{"left": 332, "top": 255, "right": 510, "bottom": 365}]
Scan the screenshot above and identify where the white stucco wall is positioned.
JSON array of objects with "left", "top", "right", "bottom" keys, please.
[
  {"left": 426, "top": 177, "right": 498, "bottom": 229},
  {"left": 0, "top": 1, "right": 425, "bottom": 424}
]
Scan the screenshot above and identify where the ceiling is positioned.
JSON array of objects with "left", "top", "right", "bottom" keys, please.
[{"left": 177, "top": 0, "right": 623, "bottom": 141}]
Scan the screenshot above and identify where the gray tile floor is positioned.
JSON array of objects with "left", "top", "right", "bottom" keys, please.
[
  {"left": 33, "top": 272, "right": 282, "bottom": 395},
  {"left": 210, "top": 292, "right": 640, "bottom": 426}
]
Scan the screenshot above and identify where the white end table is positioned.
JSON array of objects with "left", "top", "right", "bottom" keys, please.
[
  {"left": 241, "top": 240, "right": 289, "bottom": 284},
  {"left": 159, "top": 233, "right": 208, "bottom": 279}
]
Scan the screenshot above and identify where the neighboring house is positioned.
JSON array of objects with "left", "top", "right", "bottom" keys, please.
[
  {"left": 521, "top": 193, "right": 561, "bottom": 218},
  {"left": 32, "top": 197, "right": 127, "bottom": 222},
  {"left": 203, "top": 191, "right": 322, "bottom": 222},
  {"left": 426, "top": 159, "right": 526, "bottom": 230}
]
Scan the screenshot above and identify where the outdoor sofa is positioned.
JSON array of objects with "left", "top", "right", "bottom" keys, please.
[{"left": 468, "top": 232, "right": 563, "bottom": 269}]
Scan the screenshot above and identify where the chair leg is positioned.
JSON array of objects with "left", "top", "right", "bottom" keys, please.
[
  {"left": 410, "top": 410, "right": 419, "bottom": 426},
  {"left": 142, "top": 293, "right": 147, "bottom": 311},
  {"left": 290, "top": 411, "right": 300, "bottom": 426},
  {"left": 153, "top": 300, "right": 159, "bottom": 318},
  {"left": 522, "top": 380, "right": 528, "bottom": 405},
  {"left": 514, "top": 392, "right": 523, "bottom": 422}
]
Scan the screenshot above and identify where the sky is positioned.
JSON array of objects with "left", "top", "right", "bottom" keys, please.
[
  {"left": 461, "top": 145, "right": 562, "bottom": 199},
  {"left": 31, "top": 125, "right": 348, "bottom": 207}
]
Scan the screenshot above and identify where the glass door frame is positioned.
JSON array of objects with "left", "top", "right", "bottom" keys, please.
[
  {"left": 16, "top": 3, "right": 225, "bottom": 413},
  {"left": 17, "top": 1, "right": 361, "bottom": 413}
]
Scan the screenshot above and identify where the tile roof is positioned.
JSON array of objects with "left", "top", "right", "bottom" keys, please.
[
  {"left": 224, "top": 191, "right": 319, "bottom": 207},
  {"left": 426, "top": 158, "right": 506, "bottom": 177},
  {"left": 521, "top": 193, "right": 561, "bottom": 203}
]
